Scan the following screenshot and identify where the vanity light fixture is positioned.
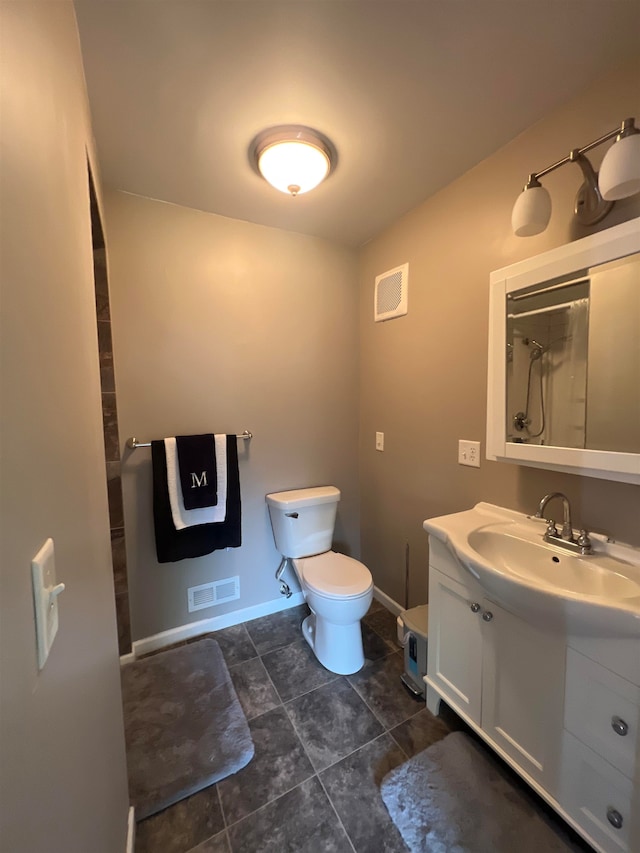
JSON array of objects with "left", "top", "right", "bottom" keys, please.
[
  {"left": 512, "top": 117, "right": 640, "bottom": 236},
  {"left": 250, "top": 125, "right": 335, "bottom": 197}
]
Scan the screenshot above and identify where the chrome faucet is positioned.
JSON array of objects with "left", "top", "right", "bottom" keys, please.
[
  {"left": 536, "top": 492, "right": 574, "bottom": 540},
  {"left": 535, "top": 492, "right": 592, "bottom": 555}
]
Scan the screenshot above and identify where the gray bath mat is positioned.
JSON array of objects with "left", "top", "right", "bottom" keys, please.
[
  {"left": 381, "top": 731, "right": 582, "bottom": 853},
  {"left": 121, "top": 638, "right": 254, "bottom": 820}
]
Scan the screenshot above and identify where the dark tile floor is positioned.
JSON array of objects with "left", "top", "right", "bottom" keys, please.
[
  {"left": 134, "top": 600, "right": 592, "bottom": 853},
  {"left": 134, "top": 601, "right": 427, "bottom": 852}
]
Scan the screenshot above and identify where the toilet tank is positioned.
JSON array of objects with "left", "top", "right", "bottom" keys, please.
[{"left": 266, "top": 486, "right": 340, "bottom": 558}]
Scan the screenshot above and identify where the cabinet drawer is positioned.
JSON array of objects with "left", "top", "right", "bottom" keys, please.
[
  {"left": 569, "top": 635, "right": 640, "bottom": 686},
  {"left": 565, "top": 648, "right": 640, "bottom": 780},
  {"left": 560, "top": 731, "right": 635, "bottom": 853}
]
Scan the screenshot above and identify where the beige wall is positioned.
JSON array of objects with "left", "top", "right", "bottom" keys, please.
[
  {"left": 358, "top": 60, "right": 640, "bottom": 607},
  {"left": 0, "top": 3, "right": 129, "bottom": 851},
  {"left": 104, "top": 192, "right": 359, "bottom": 640}
]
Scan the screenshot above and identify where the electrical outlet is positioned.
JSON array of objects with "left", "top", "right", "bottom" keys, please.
[
  {"left": 375, "top": 431, "right": 384, "bottom": 451},
  {"left": 458, "top": 439, "right": 481, "bottom": 468}
]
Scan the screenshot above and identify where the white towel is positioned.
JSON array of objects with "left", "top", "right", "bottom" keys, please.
[{"left": 165, "top": 435, "right": 228, "bottom": 530}]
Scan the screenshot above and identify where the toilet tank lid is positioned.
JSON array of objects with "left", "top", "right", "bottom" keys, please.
[{"left": 266, "top": 486, "right": 340, "bottom": 510}]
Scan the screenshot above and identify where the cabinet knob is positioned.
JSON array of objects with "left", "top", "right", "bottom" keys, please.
[
  {"left": 607, "top": 807, "right": 623, "bottom": 830},
  {"left": 611, "top": 716, "right": 629, "bottom": 736},
  {"left": 470, "top": 602, "right": 481, "bottom": 613},
  {"left": 482, "top": 611, "right": 493, "bottom": 622}
]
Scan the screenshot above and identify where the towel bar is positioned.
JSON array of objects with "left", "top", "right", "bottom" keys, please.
[{"left": 126, "top": 430, "right": 252, "bottom": 450}]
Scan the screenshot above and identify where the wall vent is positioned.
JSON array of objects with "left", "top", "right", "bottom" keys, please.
[
  {"left": 374, "top": 263, "right": 408, "bottom": 322},
  {"left": 187, "top": 577, "right": 240, "bottom": 613}
]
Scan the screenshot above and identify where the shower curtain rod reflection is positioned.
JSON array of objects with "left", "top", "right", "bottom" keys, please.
[
  {"left": 508, "top": 300, "right": 577, "bottom": 320},
  {"left": 508, "top": 274, "right": 589, "bottom": 302},
  {"left": 126, "top": 430, "right": 253, "bottom": 449}
]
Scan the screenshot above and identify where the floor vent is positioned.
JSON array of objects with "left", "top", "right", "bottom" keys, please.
[
  {"left": 188, "top": 577, "right": 240, "bottom": 613},
  {"left": 374, "top": 263, "right": 408, "bottom": 322}
]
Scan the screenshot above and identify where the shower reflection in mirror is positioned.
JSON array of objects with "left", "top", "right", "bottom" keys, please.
[
  {"left": 505, "top": 251, "right": 639, "bottom": 454},
  {"left": 507, "top": 279, "right": 588, "bottom": 448}
]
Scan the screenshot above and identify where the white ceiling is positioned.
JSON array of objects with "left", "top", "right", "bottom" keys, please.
[{"left": 75, "top": 1, "right": 640, "bottom": 247}]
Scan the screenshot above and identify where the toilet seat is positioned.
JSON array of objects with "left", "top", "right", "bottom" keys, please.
[{"left": 296, "top": 551, "right": 372, "bottom": 599}]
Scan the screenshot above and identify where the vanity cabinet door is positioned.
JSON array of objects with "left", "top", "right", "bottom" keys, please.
[
  {"left": 427, "top": 567, "right": 483, "bottom": 725},
  {"left": 481, "top": 598, "right": 565, "bottom": 791}
]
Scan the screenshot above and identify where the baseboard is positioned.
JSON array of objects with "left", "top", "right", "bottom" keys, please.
[
  {"left": 126, "top": 806, "right": 135, "bottom": 853},
  {"left": 130, "top": 591, "right": 305, "bottom": 658},
  {"left": 119, "top": 651, "right": 136, "bottom": 666},
  {"left": 373, "top": 585, "right": 403, "bottom": 616}
]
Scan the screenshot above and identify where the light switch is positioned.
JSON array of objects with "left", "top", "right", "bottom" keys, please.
[
  {"left": 31, "top": 538, "right": 65, "bottom": 670},
  {"left": 376, "top": 432, "right": 384, "bottom": 451}
]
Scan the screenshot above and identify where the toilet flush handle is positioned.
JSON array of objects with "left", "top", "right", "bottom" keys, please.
[{"left": 285, "top": 512, "right": 299, "bottom": 519}]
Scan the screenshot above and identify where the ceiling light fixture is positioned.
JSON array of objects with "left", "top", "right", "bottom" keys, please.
[
  {"left": 512, "top": 117, "right": 640, "bottom": 237},
  {"left": 250, "top": 126, "right": 335, "bottom": 197}
]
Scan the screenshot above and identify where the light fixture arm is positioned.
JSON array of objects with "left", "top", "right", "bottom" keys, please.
[
  {"left": 513, "top": 117, "right": 640, "bottom": 236},
  {"left": 530, "top": 118, "right": 637, "bottom": 184},
  {"left": 518, "top": 118, "right": 638, "bottom": 228}
]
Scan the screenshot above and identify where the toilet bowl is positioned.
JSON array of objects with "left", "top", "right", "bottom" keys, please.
[
  {"left": 294, "top": 551, "right": 373, "bottom": 675},
  {"left": 266, "top": 486, "right": 374, "bottom": 675}
]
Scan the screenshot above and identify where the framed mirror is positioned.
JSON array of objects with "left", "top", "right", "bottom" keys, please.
[{"left": 487, "top": 217, "right": 640, "bottom": 484}]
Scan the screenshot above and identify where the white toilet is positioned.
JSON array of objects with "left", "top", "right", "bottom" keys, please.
[{"left": 266, "top": 486, "right": 373, "bottom": 675}]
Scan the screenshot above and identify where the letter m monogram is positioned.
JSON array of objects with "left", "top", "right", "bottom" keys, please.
[{"left": 190, "top": 471, "right": 208, "bottom": 489}]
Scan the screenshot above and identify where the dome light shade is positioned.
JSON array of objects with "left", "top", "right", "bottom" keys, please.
[
  {"left": 252, "top": 126, "right": 334, "bottom": 196},
  {"left": 598, "top": 132, "right": 640, "bottom": 201},
  {"left": 511, "top": 183, "right": 552, "bottom": 237}
]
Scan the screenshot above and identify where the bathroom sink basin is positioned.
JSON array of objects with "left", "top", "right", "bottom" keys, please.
[
  {"left": 467, "top": 528, "right": 640, "bottom": 600},
  {"left": 423, "top": 502, "right": 640, "bottom": 637}
]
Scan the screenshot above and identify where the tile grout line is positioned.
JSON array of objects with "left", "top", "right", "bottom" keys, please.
[
  {"left": 221, "top": 769, "right": 317, "bottom": 833},
  {"left": 221, "top": 637, "right": 322, "bottom": 836},
  {"left": 138, "top": 605, "right": 412, "bottom": 852},
  {"left": 274, "top": 686, "right": 359, "bottom": 853},
  {"left": 315, "top": 725, "right": 392, "bottom": 774},
  {"left": 280, "top": 671, "right": 342, "bottom": 706},
  {"left": 215, "top": 783, "right": 228, "bottom": 830},
  {"left": 228, "top": 653, "right": 259, "bottom": 672},
  {"left": 348, "top": 662, "right": 425, "bottom": 732},
  {"left": 257, "top": 648, "right": 288, "bottom": 707},
  {"left": 244, "top": 604, "right": 310, "bottom": 660},
  {"left": 241, "top": 622, "right": 261, "bottom": 660},
  {"left": 345, "top": 673, "right": 390, "bottom": 730},
  {"left": 315, "top": 772, "right": 358, "bottom": 853},
  {"left": 342, "top": 677, "right": 390, "bottom": 732},
  {"left": 223, "top": 607, "right": 413, "bottom": 841},
  {"left": 254, "top": 635, "right": 310, "bottom": 665},
  {"left": 388, "top": 728, "right": 411, "bottom": 761}
]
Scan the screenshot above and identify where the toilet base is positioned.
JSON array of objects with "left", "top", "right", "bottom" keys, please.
[{"left": 301, "top": 613, "right": 365, "bottom": 675}]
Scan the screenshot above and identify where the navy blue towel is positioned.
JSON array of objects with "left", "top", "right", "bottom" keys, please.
[
  {"left": 176, "top": 433, "right": 217, "bottom": 509},
  {"left": 152, "top": 435, "right": 241, "bottom": 563}
]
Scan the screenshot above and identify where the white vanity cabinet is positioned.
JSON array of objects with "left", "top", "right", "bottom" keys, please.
[
  {"left": 426, "top": 562, "right": 483, "bottom": 724},
  {"left": 481, "top": 594, "right": 565, "bottom": 787},
  {"left": 559, "top": 645, "right": 640, "bottom": 853},
  {"left": 427, "top": 538, "right": 564, "bottom": 791},
  {"left": 426, "top": 535, "right": 640, "bottom": 853}
]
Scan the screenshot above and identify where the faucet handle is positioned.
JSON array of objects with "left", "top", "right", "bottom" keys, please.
[
  {"left": 578, "top": 529, "right": 593, "bottom": 553},
  {"left": 545, "top": 519, "right": 558, "bottom": 537}
]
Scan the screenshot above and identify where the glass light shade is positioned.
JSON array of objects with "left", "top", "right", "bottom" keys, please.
[
  {"left": 511, "top": 185, "right": 552, "bottom": 237},
  {"left": 598, "top": 133, "right": 640, "bottom": 201},
  {"left": 258, "top": 139, "right": 330, "bottom": 196}
]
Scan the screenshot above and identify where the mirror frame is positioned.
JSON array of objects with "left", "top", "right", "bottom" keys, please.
[{"left": 487, "top": 217, "right": 640, "bottom": 485}]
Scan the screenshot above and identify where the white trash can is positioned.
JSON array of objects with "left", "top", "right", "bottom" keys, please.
[{"left": 397, "top": 604, "right": 429, "bottom": 698}]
